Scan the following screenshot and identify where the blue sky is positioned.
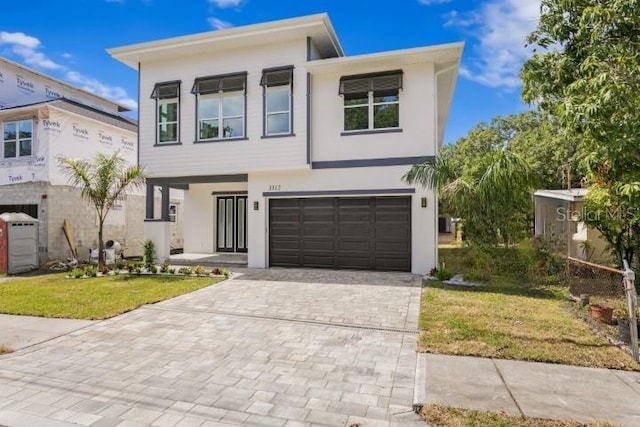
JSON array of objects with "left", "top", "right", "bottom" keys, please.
[{"left": 0, "top": 0, "right": 539, "bottom": 144}]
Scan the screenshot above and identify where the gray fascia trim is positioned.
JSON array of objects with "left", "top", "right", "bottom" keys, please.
[
  {"left": 211, "top": 191, "right": 248, "bottom": 196},
  {"left": 147, "top": 174, "right": 248, "bottom": 185},
  {"left": 312, "top": 156, "right": 434, "bottom": 169},
  {"left": 306, "top": 72, "right": 311, "bottom": 165},
  {"left": 340, "top": 128, "right": 403, "bottom": 137},
  {"left": 137, "top": 62, "right": 141, "bottom": 167},
  {"left": 263, "top": 188, "right": 416, "bottom": 197}
]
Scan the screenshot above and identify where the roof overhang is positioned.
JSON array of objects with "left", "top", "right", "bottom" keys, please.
[
  {"left": 534, "top": 189, "right": 588, "bottom": 202},
  {"left": 108, "top": 14, "right": 344, "bottom": 69}
]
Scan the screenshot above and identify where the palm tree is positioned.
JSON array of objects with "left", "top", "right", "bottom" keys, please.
[
  {"left": 404, "top": 149, "right": 536, "bottom": 247},
  {"left": 59, "top": 150, "right": 145, "bottom": 270}
]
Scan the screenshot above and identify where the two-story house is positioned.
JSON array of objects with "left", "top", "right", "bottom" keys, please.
[
  {"left": 0, "top": 57, "right": 184, "bottom": 262},
  {"left": 109, "top": 14, "right": 462, "bottom": 274}
]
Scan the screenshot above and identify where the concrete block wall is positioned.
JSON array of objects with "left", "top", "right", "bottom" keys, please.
[{"left": 47, "top": 185, "right": 147, "bottom": 261}]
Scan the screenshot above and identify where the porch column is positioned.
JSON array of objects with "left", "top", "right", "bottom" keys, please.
[
  {"left": 145, "top": 183, "right": 155, "bottom": 219},
  {"left": 161, "top": 184, "right": 170, "bottom": 221}
]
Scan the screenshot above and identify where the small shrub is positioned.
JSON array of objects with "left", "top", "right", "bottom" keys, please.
[
  {"left": 115, "top": 260, "right": 126, "bottom": 270},
  {"left": 178, "top": 267, "right": 193, "bottom": 275},
  {"left": 168, "top": 268, "right": 175, "bottom": 274},
  {"left": 83, "top": 265, "right": 97, "bottom": 278},
  {"left": 147, "top": 265, "right": 158, "bottom": 274},
  {"left": 142, "top": 239, "right": 156, "bottom": 268},
  {"left": 70, "top": 268, "right": 84, "bottom": 279},
  {"left": 133, "top": 266, "right": 142, "bottom": 275},
  {"left": 160, "top": 260, "right": 170, "bottom": 273},
  {"left": 212, "top": 267, "right": 222, "bottom": 275},
  {"left": 113, "top": 269, "right": 120, "bottom": 276},
  {"left": 435, "top": 268, "right": 453, "bottom": 281},
  {"left": 193, "top": 265, "right": 207, "bottom": 275},
  {"left": 222, "top": 269, "right": 231, "bottom": 278},
  {"left": 429, "top": 267, "right": 438, "bottom": 277}
]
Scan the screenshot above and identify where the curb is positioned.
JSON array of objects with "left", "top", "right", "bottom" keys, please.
[{"left": 413, "top": 352, "right": 427, "bottom": 413}]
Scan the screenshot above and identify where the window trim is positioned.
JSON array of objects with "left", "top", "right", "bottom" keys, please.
[
  {"left": 2, "top": 119, "right": 34, "bottom": 159},
  {"left": 193, "top": 72, "right": 248, "bottom": 143},
  {"left": 169, "top": 203, "right": 177, "bottom": 224},
  {"left": 340, "top": 70, "right": 403, "bottom": 133},
  {"left": 261, "top": 66, "right": 294, "bottom": 138},
  {"left": 151, "top": 80, "right": 181, "bottom": 146}
]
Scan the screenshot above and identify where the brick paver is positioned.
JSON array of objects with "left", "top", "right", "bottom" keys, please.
[{"left": 0, "top": 269, "right": 422, "bottom": 426}]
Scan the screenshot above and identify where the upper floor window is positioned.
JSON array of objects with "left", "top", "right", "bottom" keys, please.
[
  {"left": 2, "top": 119, "right": 33, "bottom": 159},
  {"left": 192, "top": 73, "right": 247, "bottom": 141},
  {"left": 151, "top": 81, "right": 181, "bottom": 145},
  {"left": 339, "top": 70, "right": 403, "bottom": 132},
  {"left": 169, "top": 204, "right": 177, "bottom": 223},
  {"left": 261, "top": 66, "right": 293, "bottom": 136}
]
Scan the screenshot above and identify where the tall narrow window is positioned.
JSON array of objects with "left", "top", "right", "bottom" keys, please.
[
  {"left": 151, "top": 81, "right": 181, "bottom": 144},
  {"left": 2, "top": 119, "right": 32, "bottom": 159},
  {"left": 192, "top": 73, "right": 247, "bottom": 141},
  {"left": 261, "top": 66, "right": 293, "bottom": 136},
  {"left": 340, "top": 70, "right": 403, "bottom": 132}
]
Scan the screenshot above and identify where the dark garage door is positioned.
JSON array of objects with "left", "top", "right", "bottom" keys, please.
[{"left": 269, "top": 196, "right": 411, "bottom": 271}]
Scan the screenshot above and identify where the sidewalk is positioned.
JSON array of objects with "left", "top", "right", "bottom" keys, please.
[
  {"left": 0, "top": 313, "right": 94, "bottom": 351},
  {"left": 417, "top": 353, "right": 640, "bottom": 426}
]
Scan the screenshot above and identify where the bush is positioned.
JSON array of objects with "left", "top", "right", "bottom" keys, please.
[
  {"left": 70, "top": 268, "right": 84, "bottom": 279},
  {"left": 178, "top": 267, "right": 193, "bottom": 275},
  {"left": 160, "top": 260, "right": 170, "bottom": 273},
  {"left": 168, "top": 268, "right": 175, "bottom": 275},
  {"left": 435, "top": 268, "right": 453, "bottom": 281},
  {"left": 133, "top": 266, "right": 142, "bottom": 275},
  {"left": 142, "top": 239, "right": 155, "bottom": 268},
  {"left": 212, "top": 267, "right": 222, "bottom": 275},
  {"left": 83, "top": 265, "right": 97, "bottom": 278},
  {"left": 193, "top": 265, "right": 208, "bottom": 275},
  {"left": 147, "top": 265, "right": 158, "bottom": 274}
]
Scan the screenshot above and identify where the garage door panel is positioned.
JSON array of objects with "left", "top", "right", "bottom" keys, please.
[{"left": 269, "top": 196, "right": 411, "bottom": 271}]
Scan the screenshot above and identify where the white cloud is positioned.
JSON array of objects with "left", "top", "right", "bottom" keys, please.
[
  {"left": 418, "top": 0, "right": 451, "bottom": 4},
  {"left": 0, "top": 31, "right": 63, "bottom": 70},
  {"left": 0, "top": 31, "right": 40, "bottom": 49},
  {"left": 61, "top": 52, "right": 74, "bottom": 59},
  {"left": 207, "top": 17, "right": 233, "bottom": 30},
  {"left": 65, "top": 71, "right": 138, "bottom": 110},
  {"left": 208, "top": 0, "right": 242, "bottom": 7},
  {"left": 449, "top": 0, "right": 540, "bottom": 88}
]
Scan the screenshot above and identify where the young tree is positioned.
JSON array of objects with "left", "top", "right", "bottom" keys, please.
[
  {"left": 521, "top": 0, "right": 640, "bottom": 265},
  {"left": 59, "top": 151, "right": 145, "bottom": 270},
  {"left": 404, "top": 149, "right": 536, "bottom": 247}
]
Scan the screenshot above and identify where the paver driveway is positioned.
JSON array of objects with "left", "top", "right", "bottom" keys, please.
[{"left": 0, "top": 269, "right": 423, "bottom": 427}]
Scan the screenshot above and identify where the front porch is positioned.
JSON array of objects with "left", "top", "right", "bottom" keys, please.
[{"left": 169, "top": 252, "right": 248, "bottom": 268}]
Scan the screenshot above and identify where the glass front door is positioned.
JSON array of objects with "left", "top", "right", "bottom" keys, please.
[{"left": 216, "top": 196, "right": 247, "bottom": 253}]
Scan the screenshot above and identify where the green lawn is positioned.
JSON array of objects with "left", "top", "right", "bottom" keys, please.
[
  {"left": 422, "top": 404, "right": 618, "bottom": 427},
  {"left": 420, "top": 248, "right": 638, "bottom": 371},
  {"left": 0, "top": 273, "right": 223, "bottom": 320}
]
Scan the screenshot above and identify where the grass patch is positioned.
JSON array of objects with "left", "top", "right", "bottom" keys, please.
[
  {"left": 420, "top": 247, "right": 638, "bottom": 371},
  {"left": 421, "top": 404, "right": 618, "bottom": 427},
  {"left": 0, "top": 273, "right": 223, "bottom": 320}
]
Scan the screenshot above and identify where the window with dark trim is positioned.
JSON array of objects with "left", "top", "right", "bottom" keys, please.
[
  {"left": 169, "top": 204, "right": 177, "bottom": 223},
  {"left": 151, "top": 81, "right": 181, "bottom": 145},
  {"left": 192, "top": 72, "right": 247, "bottom": 141},
  {"left": 261, "top": 66, "right": 294, "bottom": 136},
  {"left": 2, "top": 119, "right": 33, "bottom": 159},
  {"left": 339, "top": 70, "right": 403, "bottom": 132}
]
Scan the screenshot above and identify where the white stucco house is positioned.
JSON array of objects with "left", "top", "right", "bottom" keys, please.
[{"left": 109, "top": 14, "right": 462, "bottom": 274}]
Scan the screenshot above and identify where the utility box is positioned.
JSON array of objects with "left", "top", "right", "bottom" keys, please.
[{"left": 0, "top": 213, "right": 39, "bottom": 274}]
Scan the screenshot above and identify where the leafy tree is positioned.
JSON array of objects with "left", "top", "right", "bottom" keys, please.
[
  {"left": 521, "top": 0, "right": 640, "bottom": 266},
  {"left": 59, "top": 151, "right": 146, "bottom": 270},
  {"left": 404, "top": 149, "right": 536, "bottom": 247}
]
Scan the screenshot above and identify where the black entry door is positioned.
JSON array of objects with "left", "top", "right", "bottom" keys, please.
[
  {"left": 269, "top": 196, "right": 411, "bottom": 271},
  {"left": 216, "top": 196, "right": 247, "bottom": 253}
]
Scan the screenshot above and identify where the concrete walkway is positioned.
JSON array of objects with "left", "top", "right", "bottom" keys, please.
[
  {"left": 0, "top": 314, "right": 95, "bottom": 352},
  {"left": 0, "top": 268, "right": 424, "bottom": 427},
  {"left": 419, "top": 353, "right": 640, "bottom": 426}
]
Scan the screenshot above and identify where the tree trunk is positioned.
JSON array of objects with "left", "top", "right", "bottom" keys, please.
[{"left": 98, "top": 218, "right": 105, "bottom": 271}]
